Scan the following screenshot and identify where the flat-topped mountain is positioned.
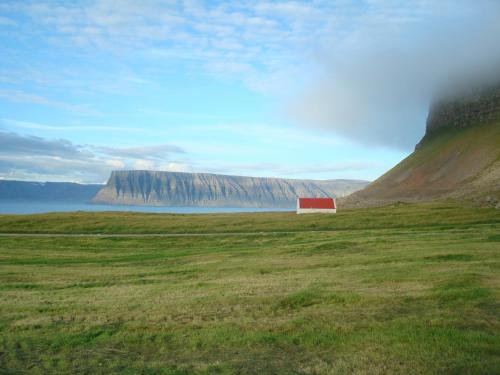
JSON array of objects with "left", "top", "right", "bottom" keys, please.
[
  {"left": 342, "top": 85, "right": 500, "bottom": 208},
  {"left": 0, "top": 180, "right": 102, "bottom": 202},
  {"left": 92, "top": 170, "right": 369, "bottom": 207}
]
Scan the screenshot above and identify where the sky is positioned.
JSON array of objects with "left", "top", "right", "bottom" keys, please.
[{"left": 1, "top": 0, "right": 499, "bottom": 183}]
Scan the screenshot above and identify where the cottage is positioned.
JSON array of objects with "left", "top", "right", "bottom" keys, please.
[{"left": 296, "top": 197, "right": 336, "bottom": 214}]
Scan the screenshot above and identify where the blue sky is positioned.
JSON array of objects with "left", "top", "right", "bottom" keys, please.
[{"left": 1, "top": 0, "right": 499, "bottom": 183}]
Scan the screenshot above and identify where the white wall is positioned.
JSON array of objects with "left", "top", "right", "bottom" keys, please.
[{"left": 296, "top": 208, "right": 336, "bottom": 214}]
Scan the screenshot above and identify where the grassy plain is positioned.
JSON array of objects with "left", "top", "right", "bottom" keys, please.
[{"left": 0, "top": 202, "right": 499, "bottom": 374}]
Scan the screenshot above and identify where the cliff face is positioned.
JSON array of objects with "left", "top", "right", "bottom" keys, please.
[
  {"left": 0, "top": 180, "right": 103, "bottom": 202},
  {"left": 92, "top": 170, "right": 369, "bottom": 207},
  {"left": 416, "top": 86, "right": 500, "bottom": 148},
  {"left": 342, "top": 85, "right": 500, "bottom": 208},
  {"left": 426, "top": 87, "right": 500, "bottom": 133}
]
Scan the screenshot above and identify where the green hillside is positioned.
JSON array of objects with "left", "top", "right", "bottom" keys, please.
[{"left": 343, "top": 120, "right": 500, "bottom": 207}]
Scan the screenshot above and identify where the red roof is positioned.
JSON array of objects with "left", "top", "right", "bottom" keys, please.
[{"left": 298, "top": 197, "right": 336, "bottom": 209}]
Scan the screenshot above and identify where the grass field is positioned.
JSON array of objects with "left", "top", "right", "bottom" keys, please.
[{"left": 0, "top": 202, "right": 499, "bottom": 374}]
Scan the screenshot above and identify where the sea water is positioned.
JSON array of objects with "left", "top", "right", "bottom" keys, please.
[{"left": 0, "top": 201, "right": 293, "bottom": 214}]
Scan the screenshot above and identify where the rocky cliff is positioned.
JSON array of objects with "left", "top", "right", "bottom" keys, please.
[
  {"left": 416, "top": 85, "right": 500, "bottom": 148},
  {"left": 92, "top": 170, "right": 369, "bottom": 207},
  {"left": 342, "top": 85, "right": 500, "bottom": 208}
]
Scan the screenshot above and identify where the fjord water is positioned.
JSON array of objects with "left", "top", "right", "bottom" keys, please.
[{"left": 0, "top": 201, "right": 293, "bottom": 214}]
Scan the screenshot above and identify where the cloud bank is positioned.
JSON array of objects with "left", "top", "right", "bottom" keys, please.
[
  {"left": 0, "top": 130, "right": 378, "bottom": 183},
  {"left": 0, "top": 131, "right": 186, "bottom": 182},
  {"left": 287, "top": 0, "right": 500, "bottom": 150}
]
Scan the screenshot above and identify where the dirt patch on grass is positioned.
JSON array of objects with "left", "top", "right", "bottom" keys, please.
[
  {"left": 301, "top": 241, "right": 363, "bottom": 256},
  {"left": 424, "top": 253, "right": 474, "bottom": 262}
]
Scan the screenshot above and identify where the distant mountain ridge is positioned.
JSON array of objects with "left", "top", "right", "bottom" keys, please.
[
  {"left": 0, "top": 180, "right": 102, "bottom": 202},
  {"left": 342, "top": 85, "right": 500, "bottom": 208},
  {"left": 92, "top": 170, "right": 369, "bottom": 207}
]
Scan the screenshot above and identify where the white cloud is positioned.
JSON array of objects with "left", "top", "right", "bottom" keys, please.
[
  {"left": 0, "top": 89, "right": 98, "bottom": 114},
  {"left": 254, "top": 2, "right": 320, "bottom": 19},
  {"left": 286, "top": 0, "right": 500, "bottom": 150},
  {"left": 105, "top": 159, "right": 125, "bottom": 168},
  {"left": 133, "top": 159, "right": 155, "bottom": 170},
  {"left": 2, "top": 1, "right": 337, "bottom": 93},
  {"left": 160, "top": 162, "right": 192, "bottom": 173},
  {"left": 0, "top": 131, "right": 187, "bottom": 183},
  {"left": 1, "top": 118, "right": 145, "bottom": 132},
  {"left": 170, "top": 159, "right": 376, "bottom": 180},
  {"left": 95, "top": 144, "right": 185, "bottom": 159},
  {"left": 0, "top": 16, "right": 16, "bottom": 26}
]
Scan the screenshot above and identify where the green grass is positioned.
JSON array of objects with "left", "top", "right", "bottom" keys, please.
[
  {"left": 0, "top": 202, "right": 499, "bottom": 374},
  {"left": 0, "top": 200, "right": 498, "bottom": 234}
]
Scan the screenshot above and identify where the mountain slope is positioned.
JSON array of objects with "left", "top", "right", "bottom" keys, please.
[
  {"left": 0, "top": 180, "right": 103, "bottom": 202},
  {"left": 92, "top": 170, "right": 369, "bottom": 207},
  {"left": 342, "top": 87, "right": 500, "bottom": 208}
]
